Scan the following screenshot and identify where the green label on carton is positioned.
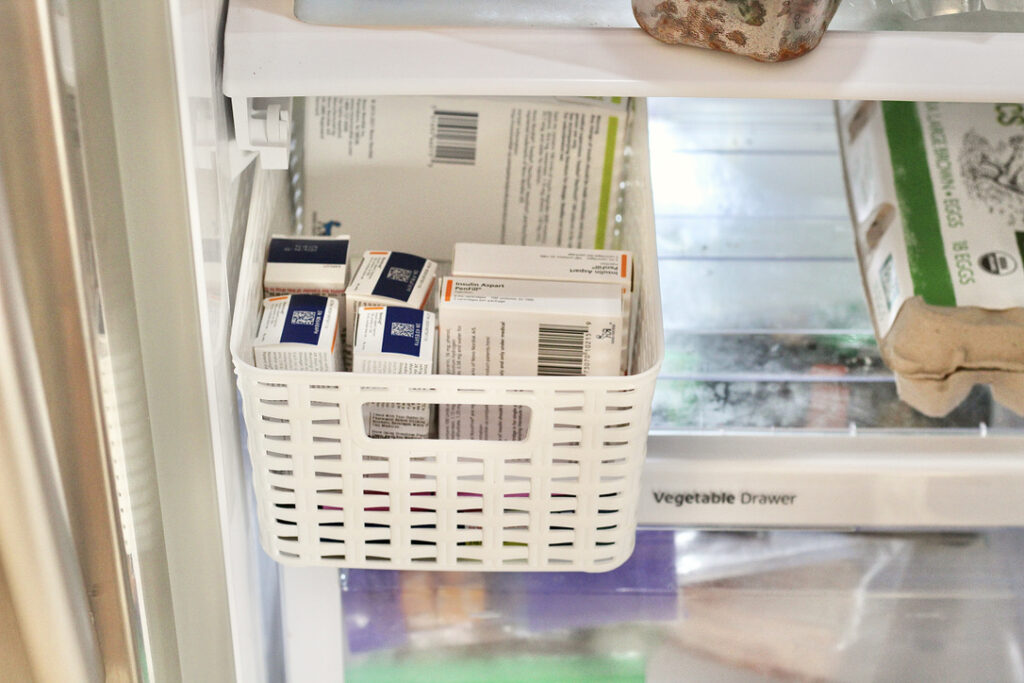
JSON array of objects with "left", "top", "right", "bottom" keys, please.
[
  {"left": 881, "top": 102, "right": 957, "bottom": 307},
  {"left": 881, "top": 101, "right": 1024, "bottom": 310}
]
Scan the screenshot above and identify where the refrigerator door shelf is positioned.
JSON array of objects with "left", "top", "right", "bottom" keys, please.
[{"left": 230, "top": 101, "right": 665, "bottom": 571}]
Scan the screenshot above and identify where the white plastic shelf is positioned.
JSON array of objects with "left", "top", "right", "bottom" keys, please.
[
  {"left": 224, "top": 0, "right": 1024, "bottom": 165},
  {"left": 225, "top": 0, "right": 1024, "bottom": 102},
  {"left": 638, "top": 433, "right": 1024, "bottom": 528}
]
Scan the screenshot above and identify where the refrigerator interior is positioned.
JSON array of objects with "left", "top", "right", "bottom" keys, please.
[
  {"left": 129, "top": 0, "right": 1024, "bottom": 680},
  {"left": 210, "top": 94, "right": 1024, "bottom": 680},
  {"left": 644, "top": 98, "right": 1024, "bottom": 433}
]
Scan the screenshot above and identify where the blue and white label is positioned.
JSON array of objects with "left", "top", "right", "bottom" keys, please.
[
  {"left": 268, "top": 237, "right": 349, "bottom": 265},
  {"left": 381, "top": 307, "right": 424, "bottom": 357},
  {"left": 281, "top": 294, "right": 327, "bottom": 345},
  {"left": 372, "top": 252, "right": 426, "bottom": 302}
]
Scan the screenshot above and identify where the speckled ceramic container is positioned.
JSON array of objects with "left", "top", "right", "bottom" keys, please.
[{"left": 633, "top": 0, "right": 843, "bottom": 62}]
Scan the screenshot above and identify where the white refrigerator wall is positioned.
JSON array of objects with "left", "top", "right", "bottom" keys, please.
[
  {"left": 90, "top": 0, "right": 240, "bottom": 680},
  {"left": 162, "top": 0, "right": 285, "bottom": 680}
]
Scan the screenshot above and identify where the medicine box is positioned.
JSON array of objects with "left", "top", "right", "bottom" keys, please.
[
  {"left": 352, "top": 306, "right": 437, "bottom": 439},
  {"left": 302, "top": 96, "right": 630, "bottom": 260},
  {"left": 263, "top": 234, "right": 351, "bottom": 298},
  {"left": 452, "top": 242, "right": 635, "bottom": 372},
  {"left": 438, "top": 276, "right": 625, "bottom": 440},
  {"left": 452, "top": 243, "right": 632, "bottom": 287},
  {"left": 352, "top": 306, "right": 436, "bottom": 375},
  {"left": 253, "top": 294, "right": 342, "bottom": 372},
  {"left": 345, "top": 251, "right": 438, "bottom": 367},
  {"left": 438, "top": 275, "right": 625, "bottom": 377}
]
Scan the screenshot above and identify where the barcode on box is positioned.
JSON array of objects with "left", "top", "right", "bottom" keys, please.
[
  {"left": 386, "top": 266, "right": 414, "bottom": 283},
  {"left": 537, "top": 324, "right": 587, "bottom": 376},
  {"left": 431, "top": 110, "right": 478, "bottom": 165},
  {"left": 390, "top": 321, "right": 416, "bottom": 338},
  {"left": 291, "top": 310, "right": 317, "bottom": 326}
]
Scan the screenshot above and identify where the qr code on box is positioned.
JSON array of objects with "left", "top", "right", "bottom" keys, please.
[
  {"left": 291, "top": 310, "right": 317, "bottom": 326},
  {"left": 390, "top": 322, "right": 416, "bottom": 338},
  {"left": 386, "top": 267, "right": 413, "bottom": 283}
]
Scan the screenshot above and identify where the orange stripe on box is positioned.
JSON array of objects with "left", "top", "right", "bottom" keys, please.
[
  {"left": 369, "top": 251, "right": 388, "bottom": 255},
  {"left": 268, "top": 296, "right": 288, "bottom": 302},
  {"left": 620, "top": 254, "right": 628, "bottom": 278},
  {"left": 420, "top": 278, "right": 436, "bottom": 309},
  {"left": 444, "top": 279, "right": 453, "bottom": 302},
  {"left": 364, "top": 306, "right": 384, "bottom": 311}
]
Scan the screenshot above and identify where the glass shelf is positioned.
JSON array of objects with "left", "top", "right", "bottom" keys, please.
[
  {"left": 294, "top": 0, "right": 638, "bottom": 28},
  {"left": 293, "top": 0, "right": 1024, "bottom": 31},
  {"left": 832, "top": 0, "right": 1024, "bottom": 29}
]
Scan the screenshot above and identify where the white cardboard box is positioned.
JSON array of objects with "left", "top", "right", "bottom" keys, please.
[
  {"left": 345, "top": 250, "right": 437, "bottom": 368},
  {"left": 452, "top": 242, "right": 634, "bottom": 372},
  {"left": 352, "top": 306, "right": 436, "bottom": 374},
  {"left": 352, "top": 306, "right": 437, "bottom": 438},
  {"left": 452, "top": 243, "right": 628, "bottom": 282},
  {"left": 302, "top": 96, "right": 630, "bottom": 260},
  {"left": 253, "top": 294, "right": 342, "bottom": 372},
  {"left": 263, "top": 234, "right": 351, "bottom": 298},
  {"left": 438, "top": 276, "right": 625, "bottom": 440}
]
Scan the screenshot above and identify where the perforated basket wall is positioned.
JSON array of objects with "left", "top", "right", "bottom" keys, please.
[{"left": 230, "top": 101, "right": 664, "bottom": 572}]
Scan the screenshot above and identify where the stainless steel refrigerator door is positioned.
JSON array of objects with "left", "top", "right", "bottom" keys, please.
[
  {"left": 0, "top": 3, "right": 141, "bottom": 680},
  {"left": 0, "top": 1, "right": 237, "bottom": 680},
  {"left": 0, "top": 139, "right": 106, "bottom": 682}
]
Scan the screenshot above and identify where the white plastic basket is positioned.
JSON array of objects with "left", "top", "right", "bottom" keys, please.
[{"left": 230, "top": 101, "right": 664, "bottom": 572}]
